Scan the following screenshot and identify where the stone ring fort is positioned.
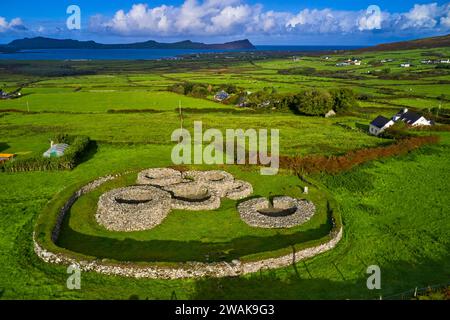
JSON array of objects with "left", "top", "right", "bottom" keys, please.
[{"left": 34, "top": 168, "right": 342, "bottom": 279}]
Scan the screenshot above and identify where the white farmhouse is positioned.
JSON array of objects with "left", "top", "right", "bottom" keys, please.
[
  {"left": 369, "top": 116, "right": 395, "bottom": 136},
  {"left": 393, "top": 108, "right": 431, "bottom": 126}
]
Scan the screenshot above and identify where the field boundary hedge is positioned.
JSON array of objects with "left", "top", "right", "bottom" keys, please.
[{"left": 280, "top": 135, "right": 440, "bottom": 175}]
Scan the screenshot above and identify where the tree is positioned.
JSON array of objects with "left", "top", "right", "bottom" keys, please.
[
  {"left": 294, "top": 89, "right": 333, "bottom": 116},
  {"left": 330, "top": 88, "right": 359, "bottom": 113},
  {"left": 190, "top": 85, "right": 208, "bottom": 98}
]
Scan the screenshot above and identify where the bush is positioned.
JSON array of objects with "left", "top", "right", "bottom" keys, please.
[
  {"left": 168, "top": 82, "right": 240, "bottom": 99},
  {"left": 190, "top": 85, "right": 208, "bottom": 98},
  {"left": 1, "top": 135, "right": 91, "bottom": 172},
  {"left": 219, "top": 84, "right": 238, "bottom": 94},
  {"left": 294, "top": 89, "right": 333, "bottom": 116},
  {"left": 330, "top": 88, "right": 359, "bottom": 113},
  {"left": 381, "top": 122, "right": 413, "bottom": 139}
]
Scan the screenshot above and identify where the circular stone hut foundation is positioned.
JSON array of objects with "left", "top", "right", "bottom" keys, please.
[
  {"left": 225, "top": 180, "right": 253, "bottom": 200},
  {"left": 162, "top": 181, "right": 221, "bottom": 211},
  {"left": 137, "top": 168, "right": 184, "bottom": 186},
  {"left": 96, "top": 168, "right": 256, "bottom": 232},
  {"left": 182, "top": 170, "right": 235, "bottom": 197},
  {"left": 96, "top": 185, "right": 172, "bottom": 232},
  {"left": 238, "top": 196, "right": 316, "bottom": 228}
]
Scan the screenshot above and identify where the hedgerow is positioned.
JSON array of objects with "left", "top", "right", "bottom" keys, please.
[
  {"left": 1, "top": 135, "right": 91, "bottom": 172},
  {"left": 279, "top": 135, "right": 439, "bottom": 175}
]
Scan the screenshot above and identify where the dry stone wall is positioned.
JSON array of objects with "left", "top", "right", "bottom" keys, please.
[{"left": 34, "top": 227, "right": 342, "bottom": 279}]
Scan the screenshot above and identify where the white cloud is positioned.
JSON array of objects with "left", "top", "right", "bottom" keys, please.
[
  {"left": 88, "top": 1, "right": 450, "bottom": 37},
  {"left": 0, "top": 16, "right": 26, "bottom": 32},
  {"left": 442, "top": 15, "right": 450, "bottom": 27},
  {"left": 401, "top": 3, "right": 439, "bottom": 29}
]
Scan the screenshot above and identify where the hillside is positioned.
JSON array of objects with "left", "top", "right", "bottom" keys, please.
[
  {"left": 5, "top": 37, "right": 256, "bottom": 50},
  {"left": 357, "top": 34, "right": 450, "bottom": 52}
]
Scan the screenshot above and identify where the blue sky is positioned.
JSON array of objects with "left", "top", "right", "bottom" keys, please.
[{"left": 1, "top": 0, "right": 449, "bottom": 45}]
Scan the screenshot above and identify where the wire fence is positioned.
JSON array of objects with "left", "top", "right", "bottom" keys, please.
[{"left": 382, "top": 281, "right": 450, "bottom": 300}]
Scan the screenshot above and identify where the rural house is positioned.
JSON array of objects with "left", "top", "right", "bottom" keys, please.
[
  {"left": 336, "top": 59, "right": 361, "bottom": 67},
  {"left": 369, "top": 108, "right": 432, "bottom": 136},
  {"left": 214, "top": 90, "right": 229, "bottom": 102},
  {"left": 0, "top": 89, "right": 22, "bottom": 99},
  {"left": 369, "top": 116, "right": 395, "bottom": 136},
  {"left": 393, "top": 108, "right": 432, "bottom": 126}
]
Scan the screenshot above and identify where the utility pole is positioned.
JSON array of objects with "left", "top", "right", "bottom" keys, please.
[
  {"left": 178, "top": 100, "right": 183, "bottom": 143},
  {"left": 179, "top": 100, "right": 183, "bottom": 131}
]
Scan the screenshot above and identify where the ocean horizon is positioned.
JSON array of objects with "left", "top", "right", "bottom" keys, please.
[{"left": 0, "top": 45, "right": 364, "bottom": 60}]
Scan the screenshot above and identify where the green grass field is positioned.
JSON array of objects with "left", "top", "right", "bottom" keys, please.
[{"left": 0, "top": 46, "right": 449, "bottom": 300}]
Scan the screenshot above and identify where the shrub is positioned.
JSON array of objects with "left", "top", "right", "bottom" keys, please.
[
  {"left": 380, "top": 122, "right": 413, "bottom": 139},
  {"left": 168, "top": 84, "right": 185, "bottom": 95},
  {"left": 190, "top": 85, "right": 208, "bottom": 98},
  {"left": 168, "top": 82, "right": 241, "bottom": 99},
  {"left": 294, "top": 89, "right": 333, "bottom": 116},
  {"left": 330, "top": 88, "right": 359, "bottom": 113}
]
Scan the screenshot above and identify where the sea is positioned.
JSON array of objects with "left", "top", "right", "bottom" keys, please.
[{"left": 0, "top": 46, "right": 363, "bottom": 60}]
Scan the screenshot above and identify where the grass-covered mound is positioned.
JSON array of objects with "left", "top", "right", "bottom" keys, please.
[{"left": 36, "top": 167, "right": 339, "bottom": 264}]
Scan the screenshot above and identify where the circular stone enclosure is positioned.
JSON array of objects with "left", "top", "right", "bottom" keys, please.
[
  {"left": 96, "top": 185, "right": 172, "bottom": 232},
  {"left": 238, "top": 196, "right": 316, "bottom": 228},
  {"left": 137, "top": 168, "right": 184, "bottom": 186},
  {"left": 182, "top": 170, "right": 235, "bottom": 197},
  {"left": 162, "top": 182, "right": 221, "bottom": 211}
]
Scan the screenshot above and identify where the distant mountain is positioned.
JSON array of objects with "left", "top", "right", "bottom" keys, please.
[
  {"left": 5, "top": 37, "right": 256, "bottom": 50},
  {"left": 357, "top": 34, "right": 450, "bottom": 52}
]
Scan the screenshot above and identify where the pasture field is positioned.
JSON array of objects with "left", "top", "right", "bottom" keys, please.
[{"left": 0, "top": 47, "right": 449, "bottom": 300}]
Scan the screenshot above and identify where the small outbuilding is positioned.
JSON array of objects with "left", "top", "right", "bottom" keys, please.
[
  {"left": 0, "top": 153, "right": 16, "bottom": 164},
  {"left": 43, "top": 141, "right": 69, "bottom": 158},
  {"left": 325, "top": 110, "right": 336, "bottom": 118}
]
